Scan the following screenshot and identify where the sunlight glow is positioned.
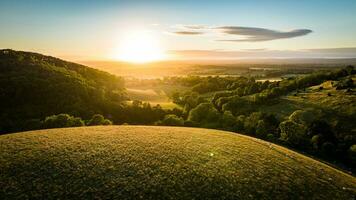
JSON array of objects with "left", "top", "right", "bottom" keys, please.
[{"left": 113, "top": 30, "right": 165, "bottom": 63}]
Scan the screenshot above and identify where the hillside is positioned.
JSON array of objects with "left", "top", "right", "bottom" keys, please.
[
  {"left": 0, "top": 126, "right": 355, "bottom": 199},
  {"left": 0, "top": 49, "right": 125, "bottom": 133}
]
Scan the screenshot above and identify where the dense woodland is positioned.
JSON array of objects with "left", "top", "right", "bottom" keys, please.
[{"left": 0, "top": 49, "right": 355, "bottom": 171}]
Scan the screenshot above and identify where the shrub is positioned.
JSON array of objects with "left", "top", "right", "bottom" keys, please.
[
  {"left": 234, "top": 115, "right": 246, "bottom": 132},
  {"left": 221, "top": 111, "right": 236, "bottom": 130},
  {"left": 256, "top": 120, "right": 268, "bottom": 138},
  {"left": 43, "top": 114, "right": 85, "bottom": 129},
  {"left": 311, "top": 134, "right": 322, "bottom": 150},
  {"left": 157, "top": 114, "right": 184, "bottom": 126},
  {"left": 307, "top": 120, "right": 335, "bottom": 141},
  {"left": 188, "top": 103, "right": 221, "bottom": 127},
  {"left": 279, "top": 120, "right": 308, "bottom": 147},
  {"left": 87, "top": 114, "right": 113, "bottom": 126},
  {"left": 266, "top": 134, "right": 275, "bottom": 141},
  {"left": 289, "top": 110, "right": 315, "bottom": 126}
]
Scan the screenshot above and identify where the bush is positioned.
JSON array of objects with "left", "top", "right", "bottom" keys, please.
[
  {"left": 184, "top": 120, "right": 198, "bottom": 127},
  {"left": 311, "top": 134, "right": 322, "bottom": 150},
  {"left": 221, "top": 111, "right": 236, "bottom": 130},
  {"left": 266, "top": 134, "right": 275, "bottom": 141},
  {"left": 234, "top": 115, "right": 246, "bottom": 132},
  {"left": 289, "top": 110, "right": 315, "bottom": 126},
  {"left": 188, "top": 103, "right": 221, "bottom": 127},
  {"left": 87, "top": 114, "right": 113, "bottom": 126},
  {"left": 279, "top": 120, "right": 308, "bottom": 147},
  {"left": 156, "top": 114, "right": 184, "bottom": 126},
  {"left": 256, "top": 120, "right": 268, "bottom": 138},
  {"left": 43, "top": 114, "right": 85, "bottom": 129},
  {"left": 307, "top": 120, "right": 336, "bottom": 145}
]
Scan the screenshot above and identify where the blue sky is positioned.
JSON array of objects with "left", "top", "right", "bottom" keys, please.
[{"left": 1, "top": 0, "right": 356, "bottom": 61}]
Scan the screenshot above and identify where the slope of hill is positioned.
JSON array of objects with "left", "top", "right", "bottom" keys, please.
[
  {"left": 0, "top": 49, "right": 125, "bottom": 133},
  {"left": 0, "top": 126, "right": 355, "bottom": 199}
]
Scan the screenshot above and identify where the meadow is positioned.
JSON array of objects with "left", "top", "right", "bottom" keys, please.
[{"left": 1, "top": 126, "right": 355, "bottom": 199}]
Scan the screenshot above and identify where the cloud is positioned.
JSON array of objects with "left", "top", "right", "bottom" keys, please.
[
  {"left": 169, "top": 47, "right": 356, "bottom": 59},
  {"left": 215, "top": 26, "right": 312, "bottom": 42},
  {"left": 182, "top": 25, "right": 206, "bottom": 29},
  {"left": 173, "top": 31, "right": 204, "bottom": 35}
]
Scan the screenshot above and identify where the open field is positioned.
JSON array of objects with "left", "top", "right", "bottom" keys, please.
[
  {"left": 125, "top": 88, "right": 181, "bottom": 110},
  {"left": 1, "top": 126, "right": 355, "bottom": 199},
  {"left": 256, "top": 80, "right": 356, "bottom": 120}
]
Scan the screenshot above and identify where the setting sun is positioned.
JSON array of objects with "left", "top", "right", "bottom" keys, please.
[
  {"left": 1, "top": 1, "right": 356, "bottom": 199},
  {"left": 113, "top": 30, "right": 165, "bottom": 63}
]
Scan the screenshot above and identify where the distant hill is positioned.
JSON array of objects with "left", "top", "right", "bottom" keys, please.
[
  {"left": 0, "top": 126, "right": 355, "bottom": 199},
  {"left": 0, "top": 49, "right": 125, "bottom": 133}
]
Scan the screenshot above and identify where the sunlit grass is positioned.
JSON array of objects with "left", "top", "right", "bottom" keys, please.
[{"left": 1, "top": 126, "right": 355, "bottom": 199}]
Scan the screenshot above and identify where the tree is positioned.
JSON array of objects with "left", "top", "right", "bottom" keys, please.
[
  {"left": 279, "top": 120, "right": 308, "bottom": 147},
  {"left": 244, "top": 112, "right": 263, "bottom": 135},
  {"left": 87, "top": 114, "right": 112, "bottom": 126},
  {"left": 234, "top": 115, "right": 246, "bottom": 132},
  {"left": 188, "top": 103, "right": 221, "bottom": 128},
  {"left": 221, "top": 111, "right": 235, "bottom": 130},
  {"left": 256, "top": 120, "right": 269, "bottom": 138},
  {"left": 311, "top": 134, "right": 322, "bottom": 150},
  {"left": 42, "top": 114, "right": 84, "bottom": 129},
  {"left": 289, "top": 110, "right": 315, "bottom": 126},
  {"left": 307, "top": 120, "right": 336, "bottom": 143},
  {"left": 156, "top": 114, "right": 184, "bottom": 126}
]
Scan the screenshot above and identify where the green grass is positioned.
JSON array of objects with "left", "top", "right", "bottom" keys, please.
[
  {"left": 257, "top": 80, "right": 356, "bottom": 120},
  {"left": 126, "top": 87, "right": 183, "bottom": 109},
  {"left": 1, "top": 126, "right": 355, "bottom": 199}
]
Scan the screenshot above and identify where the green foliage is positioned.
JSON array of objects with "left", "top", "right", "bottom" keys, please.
[
  {"left": 0, "top": 50, "right": 125, "bottom": 133},
  {"left": 156, "top": 114, "right": 184, "bottom": 126},
  {"left": 311, "top": 134, "right": 322, "bottom": 149},
  {"left": 279, "top": 120, "right": 308, "bottom": 147},
  {"left": 289, "top": 110, "right": 315, "bottom": 126},
  {"left": 220, "top": 111, "right": 236, "bottom": 130},
  {"left": 234, "top": 115, "right": 246, "bottom": 132},
  {"left": 307, "top": 120, "right": 335, "bottom": 141},
  {"left": 42, "top": 114, "right": 84, "bottom": 129},
  {"left": 333, "top": 77, "right": 354, "bottom": 90},
  {"left": 87, "top": 114, "right": 112, "bottom": 126},
  {"left": 188, "top": 103, "right": 221, "bottom": 128},
  {"left": 242, "top": 112, "right": 279, "bottom": 138}
]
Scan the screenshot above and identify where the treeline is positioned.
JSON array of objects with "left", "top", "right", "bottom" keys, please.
[
  {"left": 160, "top": 66, "right": 356, "bottom": 169},
  {"left": 215, "top": 66, "right": 355, "bottom": 115},
  {"left": 32, "top": 113, "right": 112, "bottom": 130},
  {"left": 0, "top": 49, "right": 125, "bottom": 133}
]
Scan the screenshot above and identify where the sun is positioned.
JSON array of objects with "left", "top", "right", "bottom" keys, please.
[{"left": 113, "top": 30, "right": 165, "bottom": 63}]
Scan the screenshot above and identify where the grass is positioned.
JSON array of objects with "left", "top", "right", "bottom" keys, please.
[
  {"left": 1, "top": 126, "right": 355, "bottom": 199},
  {"left": 126, "top": 86, "right": 184, "bottom": 110},
  {"left": 256, "top": 80, "right": 356, "bottom": 120}
]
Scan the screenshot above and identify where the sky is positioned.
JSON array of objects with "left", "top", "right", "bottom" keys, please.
[{"left": 1, "top": 0, "right": 356, "bottom": 61}]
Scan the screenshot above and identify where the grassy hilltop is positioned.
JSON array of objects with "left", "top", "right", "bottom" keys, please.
[{"left": 1, "top": 126, "right": 355, "bottom": 199}]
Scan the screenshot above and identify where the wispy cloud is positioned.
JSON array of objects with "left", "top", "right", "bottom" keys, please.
[
  {"left": 182, "top": 25, "right": 206, "bottom": 29},
  {"left": 170, "top": 25, "right": 312, "bottom": 42},
  {"left": 169, "top": 48, "right": 356, "bottom": 59},
  {"left": 173, "top": 31, "right": 204, "bottom": 35},
  {"left": 215, "top": 26, "right": 312, "bottom": 42}
]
